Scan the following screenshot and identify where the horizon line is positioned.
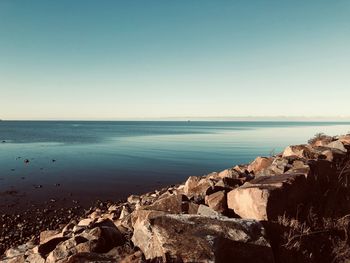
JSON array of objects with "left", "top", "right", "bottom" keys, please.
[{"left": 2, "top": 116, "right": 350, "bottom": 122}]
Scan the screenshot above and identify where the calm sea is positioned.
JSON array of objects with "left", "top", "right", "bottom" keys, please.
[{"left": 1, "top": 121, "right": 349, "bottom": 211}]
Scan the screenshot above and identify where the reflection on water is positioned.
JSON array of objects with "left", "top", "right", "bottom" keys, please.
[{"left": 0, "top": 121, "right": 349, "bottom": 210}]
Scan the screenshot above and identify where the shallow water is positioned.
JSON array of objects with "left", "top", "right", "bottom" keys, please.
[{"left": 0, "top": 121, "right": 349, "bottom": 211}]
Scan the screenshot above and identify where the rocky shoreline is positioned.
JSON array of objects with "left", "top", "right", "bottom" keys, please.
[{"left": 1, "top": 133, "right": 350, "bottom": 262}]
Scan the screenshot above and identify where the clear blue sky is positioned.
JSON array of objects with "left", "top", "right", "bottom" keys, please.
[{"left": 1, "top": 0, "right": 349, "bottom": 120}]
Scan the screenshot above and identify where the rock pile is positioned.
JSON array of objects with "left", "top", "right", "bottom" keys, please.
[{"left": 1, "top": 134, "right": 350, "bottom": 262}]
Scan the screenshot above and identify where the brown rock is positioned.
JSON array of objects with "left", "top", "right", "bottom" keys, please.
[
  {"left": 233, "top": 164, "right": 249, "bottom": 174},
  {"left": 313, "top": 139, "right": 329, "bottom": 147},
  {"left": 131, "top": 213, "right": 274, "bottom": 262},
  {"left": 119, "top": 251, "right": 144, "bottom": 263},
  {"left": 184, "top": 176, "right": 213, "bottom": 198},
  {"left": 268, "top": 157, "right": 289, "bottom": 175},
  {"left": 38, "top": 236, "right": 69, "bottom": 256},
  {"left": 286, "top": 161, "right": 310, "bottom": 177},
  {"left": 78, "top": 218, "right": 94, "bottom": 227},
  {"left": 127, "top": 195, "right": 141, "bottom": 204},
  {"left": 227, "top": 173, "right": 307, "bottom": 220},
  {"left": 205, "top": 191, "right": 227, "bottom": 213},
  {"left": 339, "top": 135, "right": 350, "bottom": 145},
  {"left": 26, "top": 254, "right": 45, "bottom": 263},
  {"left": 326, "top": 140, "right": 347, "bottom": 153},
  {"left": 321, "top": 149, "right": 334, "bottom": 161},
  {"left": 282, "top": 144, "right": 315, "bottom": 159},
  {"left": 247, "top": 157, "right": 273, "bottom": 174},
  {"left": 40, "top": 229, "right": 63, "bottom": 244},
  {"left": 214, "top": 177, "right": 243, "bottom": 190},
  {"left": 131, "top": 209, "right": 167, "bottom": 228},
  {"left": 45, "top": 238, "right": 78, "bottom": 263},
  {"left": 187, "top": 202, "right": 200, "bottom": 214},
  {"left": 143, "top": 194, "right": 188, "bottom": 214},
  {"left": 3, "top": 255, "right": 25, "bottom": 263},
  {"left": 197, "top": 204, "right": 220, "bottom": 217},
  {"left": 217, "top": 168, "right": 241, "bottom": 179},
  {"left": 65, "top": 252, "right": 116, "bottom": 262}
]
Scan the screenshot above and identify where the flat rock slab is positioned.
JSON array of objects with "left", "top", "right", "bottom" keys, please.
[
  {"left": 132, "top": 213, "right": 274, "bottom": 263},
  {"left": 227, "top": 173, "right": 307, "bottom": 221}
]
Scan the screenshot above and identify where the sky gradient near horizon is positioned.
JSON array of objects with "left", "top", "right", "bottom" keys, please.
[{"left": 1, "top": 1, "right": 350, "bottom": 120}]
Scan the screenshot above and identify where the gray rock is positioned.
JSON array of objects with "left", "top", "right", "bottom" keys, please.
[
  {"left": 197, "top": 204, "right": 220, "bottom": 217},
  {"left": 131, "top": 213, "right": 274, "bottom": 262},
  {"left": 326, "top": 140, "right": 347, "bottom": 153}
]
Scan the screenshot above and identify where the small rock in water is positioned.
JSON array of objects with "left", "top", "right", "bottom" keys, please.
[
  {"left": 24, "top": 159, "right": 30, "bottom": 164},
  {"left": 52, "top": 159, "right": 56, "bottom": 162},
  {"left": 11, "top": 169, "right": 15, "bottom": 171},
  {"left": 2, "top": 140, "right": 6, "bottom": 143}
]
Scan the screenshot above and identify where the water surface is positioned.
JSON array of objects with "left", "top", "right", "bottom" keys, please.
[{"left": 1, "top": 121, "right": 349, "bottom": 211}]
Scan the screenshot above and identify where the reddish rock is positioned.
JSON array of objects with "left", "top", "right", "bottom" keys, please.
[
  {"left": 205, "top": 191, "right": 227, "bottom": 213},
  {"left": 184, "top": 176, "right": 214, "bottom": 198},
  {"left": 233, "top": 164, "right": 249, "bottom": 174},
  {"left": 143, "top": 194, "right": 188, "bottom": 214},
  {"left": 247, "top": 157, "right": 273, "bottom": 175},
  {"left": 215, "top": 177, "right": 243, "bottom": 189},
  {"left": 40, "top": 230, "right": 63, "bottom": 244},
  {"left": 187, "top": 202, "right": 200, "bottom": 214},
  {"left": 339, "top": 135, "right": 350, "bottom": 145},
  {"left": 217, "top": 168, "right": 241, "bottom": 179},
  {"left": 227, "top": 173, "right": 307, "bottom": 220},
  {"left": 282, "top": 144, "right": 315, "bottom": 159}
]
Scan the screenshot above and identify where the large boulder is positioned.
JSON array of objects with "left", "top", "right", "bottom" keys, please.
[
  {"left": 227, "top": 173, "right": 307, "bottom": 221},
  {"left": 247, "top": 157, "right": 273, "bottom": 175},
  {"left": 131, "top": 213, "right": 274, "bottom": 263},
  {"left": 196, "top": 204, "right": 220, "bottom": 217},
  {"left": 44, "top": 219, "right": 124, "bottom": 262},
  {"left": 285, "top": 160, "right": 310, "bottom": 177},
  {"left": 26, "top": 254, "right": 45, "bottom": 263},
  {"left": 216, "top": 168, "right": 241, "bottom": 179},
  {"left": 214, "top": 177, "right": 243, "bottom": 189},
  {"left": 143, "top": 194, "right": 188, "bottom": 214},
  {"left": 38, "top": 236, "right": 69, "bottom": 256},
  {"left": 183, "top": 176, "right": 214, "bottom": 198},
  {"left": 39, "top": 230, "right": 63, "bottom": 244},
  {"left": 204, "top": 191, "right": 227, "bottom": 213},
  {"left": 261, "top": 157, "right": 290, "bottom": 176},
  {"left": 282, "top": 145, "right": 315, "bottom": 159},
  {"left": 130, "top": 209, "right": 166, "bottom": 228},
  {"left": 339, "top": 135, "right": 350, "bottom": 145},
  {"left": 326, "top": 140, "right": 347, "bottom": 153}
]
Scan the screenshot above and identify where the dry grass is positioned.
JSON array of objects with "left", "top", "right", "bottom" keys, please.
[
  {"left": 270, "top": 152, "right": 350, "bottom": 262},
  {"left": 307, "top": 133, "right": 334, "bottom": 145}
]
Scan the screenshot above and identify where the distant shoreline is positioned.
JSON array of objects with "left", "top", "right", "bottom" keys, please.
[{"left": 2, "top": 119, "right": 350, "bottom": 123}]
